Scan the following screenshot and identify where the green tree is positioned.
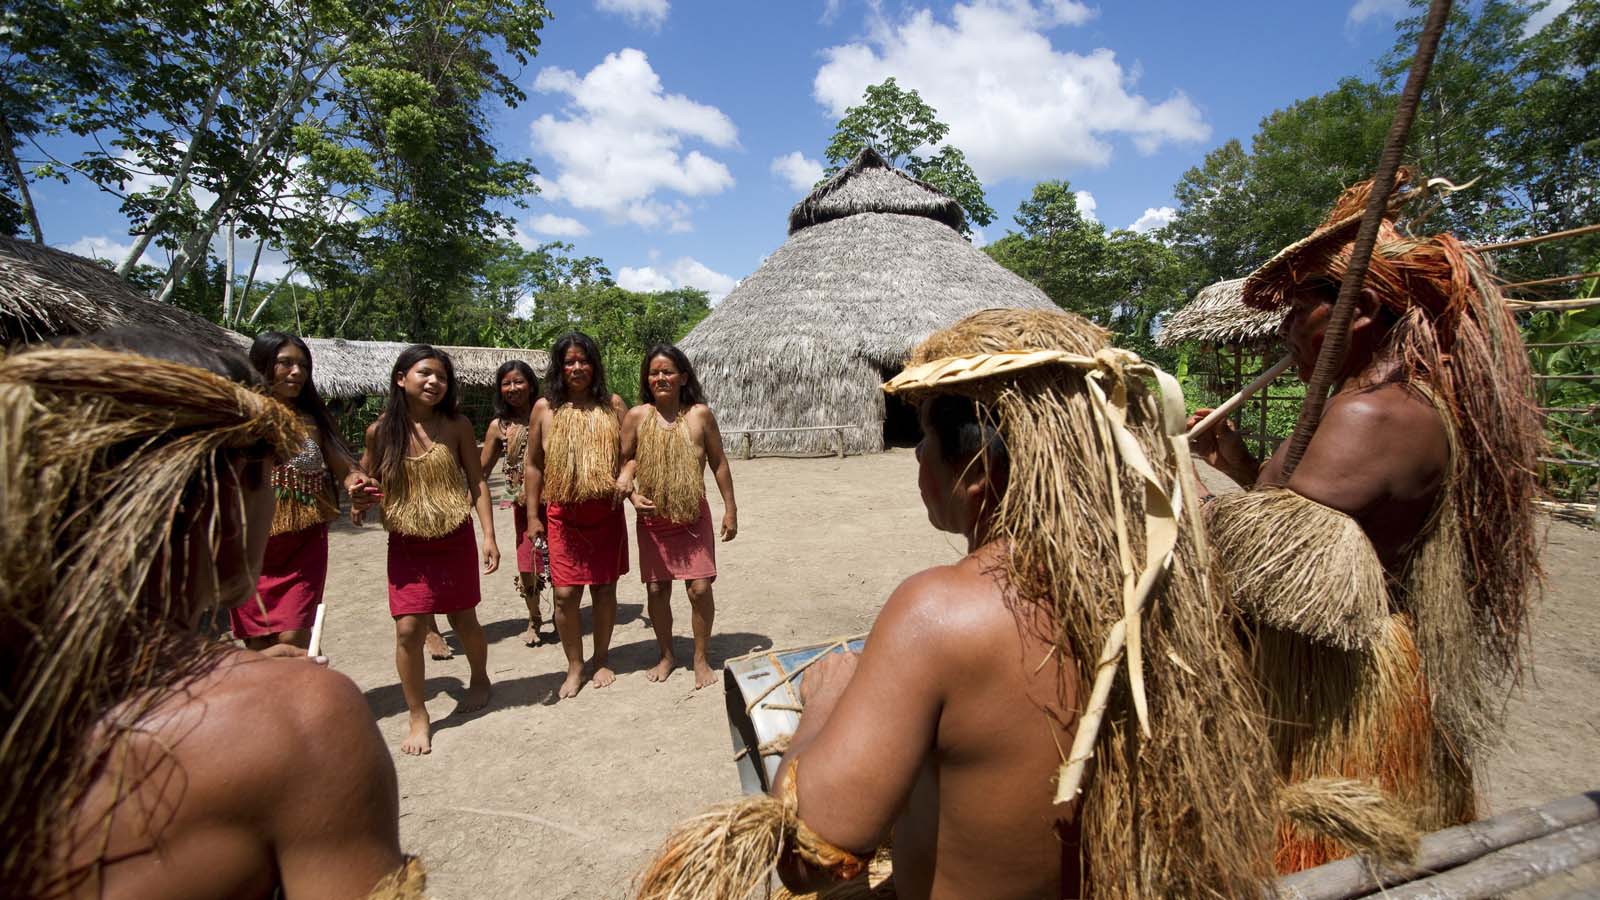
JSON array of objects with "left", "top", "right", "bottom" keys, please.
[{"left": 824, "top": 77, "right": 996, "bottom": 234}]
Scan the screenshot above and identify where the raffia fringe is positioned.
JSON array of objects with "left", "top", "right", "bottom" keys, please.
[
  {"left": 1279, "top": 777, "right": 1420, "bottom": 863},
  {"left": 381, "top": 443, "right": 471, "bottom": 539},
  {"left": 1210, "top": 489, "right": 1389, "bottom": 650},
  {"left": 636, "top": 412, "right": 704, "bottom": 524},
  {"left": 544, "top": 404, "right": 619, "bottom": 504},
  {"left": 361, "top": 857, "right": 427, "bottom": 899}
]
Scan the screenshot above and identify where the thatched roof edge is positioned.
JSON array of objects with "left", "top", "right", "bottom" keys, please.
[
  {"left": 1156, "top": 278, "right": 1287, "bottom": 347},
  {"left": 787, "top": 147, "right": 967, "bottom": 235}
]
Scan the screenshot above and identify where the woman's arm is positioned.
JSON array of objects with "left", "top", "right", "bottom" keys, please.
[
  {"left": 523, "top": 399, "right": 548, "bottom": 540},
  {"left": 350, "top": 422, "right": 381, "bottom": 525},
  {"left": 480, "top": 418, "right": 504, "bottom": 474},
  {"left": 618, "top": 405, "right": 645, "bottom": 506},
  {"left": 698, "top": 406, "right": 737, "bottom": 540},
  {"left": 456, "top": 416, "right": 499, "bottom": 575}
]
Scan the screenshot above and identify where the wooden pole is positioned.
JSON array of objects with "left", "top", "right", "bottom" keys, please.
[
  {"left": 1188, "top": 355, "right": 1294, "bottom": 440},
  {"left": 1275, "top": 790, "right": 1600, "bottom": 900},
  {"left": 1274, "top": 0, "right": 1454, "bottom": 483},
  {"left": 1470, "top": 222, "right": 1600, "bottom": 253},
  {"left": 1378, "top": 820, "right": 1600, "bottom": 900}
]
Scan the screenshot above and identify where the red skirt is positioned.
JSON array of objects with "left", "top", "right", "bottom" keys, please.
[
  {"left": 637, "top": 499, "right": 717, "bottom": 582},
  {"left": 513, "top": 502, "right": 548, "bottom": 573},
  {"left": 232, "top": 523, "right": 328, "bottom": 637},
  {"left": 387, "top": 519, "right": 482, "bottom": 617},
  {"left": 546, "top": 498, "right": 629, "bottom": 586}
]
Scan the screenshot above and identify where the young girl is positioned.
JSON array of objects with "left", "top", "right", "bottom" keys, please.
[
  {"left": 233, "top": 332, "right": 379, "bottom": 651},
  {"left": 619, "top": 344, "right": 737, "bottom": 689},
  {"left": 359, "top": 345, "right": 498, "bottom": 755},
  {"left": 524, "top": 332, "right": 629, "bottom": 699},
  {"left": 480, "top": 359, "right": 550, "bottom": 646}
]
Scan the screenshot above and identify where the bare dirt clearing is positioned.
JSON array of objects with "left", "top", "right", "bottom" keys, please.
[{"left": 315, "top": 450, "right": 1599, "bottom": 899}]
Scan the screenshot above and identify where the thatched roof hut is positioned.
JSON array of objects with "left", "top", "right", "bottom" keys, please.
[
  {"left": 679, "top": 148, "right": 1058, "bottom": 455},
  {"left": 0, "top": 235, "right": 242, "bottom": 353},
  {"left": 304, "top": 338, "right": 548, "bottom": 398},
  {"left": 1155, "top": 278, "right": 1286, "bottom": 348}
]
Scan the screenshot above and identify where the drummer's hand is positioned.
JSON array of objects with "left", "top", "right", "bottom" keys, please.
[
  {"left": 1186, "top": 409, "right": 1256, "bottom": 480},
  {"left": 800, "top": 650, "right": 860, "bottom": 724},
  {"left": 258, "top": 643, "right": 330, "bottom": 667}
]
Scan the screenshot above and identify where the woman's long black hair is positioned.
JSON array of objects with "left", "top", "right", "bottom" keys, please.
[
  {"left": 370, "top": 344, "right": 459, "bottom": 485},
  {"left": 543, "top": 331, "right": 608, "bottom": 406},
  {"left": 639, "top": 343, "right": 706, "bottom": 409},
  {"left": 492, "top": 359, "right": 540, "bottom": 420},
  {"left": 248, "top": 332, "right": 349, "bottom": 457}
]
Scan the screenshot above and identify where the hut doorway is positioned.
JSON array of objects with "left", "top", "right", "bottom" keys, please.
[{"left": 880, "top": 366, "right": 922, "bottom": 448}]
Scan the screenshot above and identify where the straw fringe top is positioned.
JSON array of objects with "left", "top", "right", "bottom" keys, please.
[
  {"left": 381, "top": 442, "right": 471, "bottom": 539},
  {"left": 635, "top": 411, "right": 705, "bottom": 524},
  {"left": 543, "top": 404, "right": 620, "bottom": 504}
]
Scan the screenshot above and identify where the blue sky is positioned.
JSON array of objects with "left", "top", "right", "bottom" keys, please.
[{"left": 36, "top": 0, "right": 1515, "bottom": 304}]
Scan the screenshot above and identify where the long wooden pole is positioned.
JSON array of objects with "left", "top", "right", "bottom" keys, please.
[
  {"left": 1273, "top": 0, "right": 1454, "bottom": 482},
  {"left": 1470, "top": 222, "right": 1600, "bottom": 253},
  {"left": 1187, "top": 354, "right": 1293, "bottom": 439}
]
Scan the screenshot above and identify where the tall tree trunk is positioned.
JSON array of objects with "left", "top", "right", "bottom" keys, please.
[
  {"left": 116, "top": 78, "right": 229, "bottom": 278},
  {"left": 0, "top": 119, "right": 44, "bottom": 243}
]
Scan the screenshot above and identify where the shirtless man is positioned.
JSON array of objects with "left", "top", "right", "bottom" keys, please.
[
  {"left": 1189, "top": 282, "right": 1451, "bottom": 567},
  {"left": 2, "top": 331, "right": 409, "bottom": 899},
  {"left": 773, "top": 402, "right": 1078, "bottom": 898}
]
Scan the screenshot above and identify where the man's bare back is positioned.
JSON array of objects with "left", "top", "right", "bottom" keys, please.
[
  {"left": 781, "top": 542, "right": 1081, "bottom": 899},
  {"left": 57, "top": 649, "right": 403, "bottom": 900}
]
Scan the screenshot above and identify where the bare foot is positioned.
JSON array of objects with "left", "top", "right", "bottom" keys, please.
[
  {"left": 646, "top": 655, "right": 675, "bottom": 683},
  {"left": 693, "top": 658, "right": 717, "bottom": 690},
  {"left": 521, "top": 620, "right": 541, "bottom": 647},
  {"left": 460, "top": 676, "right": 491, "bottom": 713},
  {"left": 558, "top": 663, "right": 584, "bottom": 699},
  {"left": 591, "top": 664, "right": 616, "bottom": 689},
  {"left": 400, "top": 711, "right": 432, "bottom": 756},
  {"left": 425, "top": 631, "right": 453, "bottom": 660}
]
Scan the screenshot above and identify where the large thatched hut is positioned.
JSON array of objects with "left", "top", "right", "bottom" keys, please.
[{"left": 680, "top": 148, "right": 1057, "bottom": 456}]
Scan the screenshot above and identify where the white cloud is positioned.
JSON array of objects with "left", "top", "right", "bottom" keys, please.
[
  {"left": 1524, "top": 0, "right": 1576, "bottom": 34},
  {"left": 597, "top": 0, "right": 668, "bottom": 28},
  {"left": 618, "top": 265, "right": 675, "bottom": 292},
  {"left": 529, "top": 213, "right": 590, "bottom": 237},
  {"left": 770, "top": 151, "right": 826, "bottom": 193},
  {"left": 1074, "top": 189, "right": 1098, "bottom": 223},
  {"left": 61, "top": 235, "right": 157, "bottom": 269},
  {"left": 1347, "top": 0, "right": 1408, "bottom": 25},
  {"left": 619, "top": 256, "right": 739, "bottom": 301},
  {"left": 531, "top": 49, "right": 737, "bottom": 232},
  {"left": 1127, "top": 206, "right": 1175, "bottom": 233},
  {"left": 813, "top": 1, "right": 1209, "bottom": 182}
]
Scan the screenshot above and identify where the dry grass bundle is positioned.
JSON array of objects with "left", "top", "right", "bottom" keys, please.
[
  {"left": 897, "top": 308, "right": 1280, "bottom": 899},
  {"left": 635, "top": 412, "right": 705, "bottom": 524},
  {"left": 1280, "top": 778, "right": 1421, "bottom": 863},
  {"left": 544, "top": 403, "right": 620, "bottom": 503},
  {"left": 0, "top": 346, "right": 303, "bottom": 895},
  {"left": 361, "top": 857, "right": 428, "bottom": 899},
  {"left": 1243, "top": 173, "right": 1543, "bottom": 678},
  {"left": 380, "top": 442, "right": 471, "bottom": 539},
  {"left": 1208, "top": 489, "right": 1389, "bottom": 650},
  {"left": 1256, "top": 615, "right": 1474, "bottom": 872}
]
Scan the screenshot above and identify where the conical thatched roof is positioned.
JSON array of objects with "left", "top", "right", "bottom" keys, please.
[
  {"left": 0, "top": 235, "right": 242, "bottom": 353},
  {"left": 680, "top": 148, "right": 1057, "bottom": 456},
  {"left": 1155, "top": 278, "right": 1287, "bottom": 348}
]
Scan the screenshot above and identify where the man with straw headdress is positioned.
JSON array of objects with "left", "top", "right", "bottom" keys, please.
[
  {"left": 0, "top": 329, "right": 420, "bottom": 899},
  {"left": 1190, "top": 171, "right": 1543, "bottom": 870},
  {"left": 636, "top": 308, "right": 1282, "bottom": 900}
]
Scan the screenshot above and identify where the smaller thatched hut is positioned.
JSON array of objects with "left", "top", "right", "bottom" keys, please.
[
  {"left": 1155, "top": 278, "right": 1285, "bottom": 348},
  {"left": 680, "top": 148, "right": 1057, "bottom": 456},
  {"left": 303, "top": 338, "right": 547, "bottom": 399}
]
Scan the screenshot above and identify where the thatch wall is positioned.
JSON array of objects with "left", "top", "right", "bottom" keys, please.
[
  {"left": 680, "top": 149, "right": 1057, "bottom": 455},
  {"left": 302, "top": 338, "right": 547, "bottom": 399},
  {"left": 1156, "top": 278, "right": 1286, "bottom": 348},
  {"left": 0, "top": 236, "right": 241, "bottom": 353}
]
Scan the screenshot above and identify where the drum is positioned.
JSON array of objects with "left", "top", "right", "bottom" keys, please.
[{"left": 723, "top": 635, "right": 868, "bottom": 794}]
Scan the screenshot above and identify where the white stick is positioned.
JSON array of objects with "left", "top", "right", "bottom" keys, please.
[
  {"left": 306, "top": 603, "right": 327, "bottom": 658},
  {"left": 1187, "top": 354, "right": 1294, "bottom": 439}
]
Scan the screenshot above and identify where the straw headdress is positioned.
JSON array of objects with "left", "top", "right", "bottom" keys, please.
[{"left": 0, "top": 340, "right": 303, "bottom": 895}]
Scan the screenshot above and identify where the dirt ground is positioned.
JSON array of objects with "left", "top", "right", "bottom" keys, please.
[{"left": 316, "top": 450, "right": 1600, "bottom": 899}]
